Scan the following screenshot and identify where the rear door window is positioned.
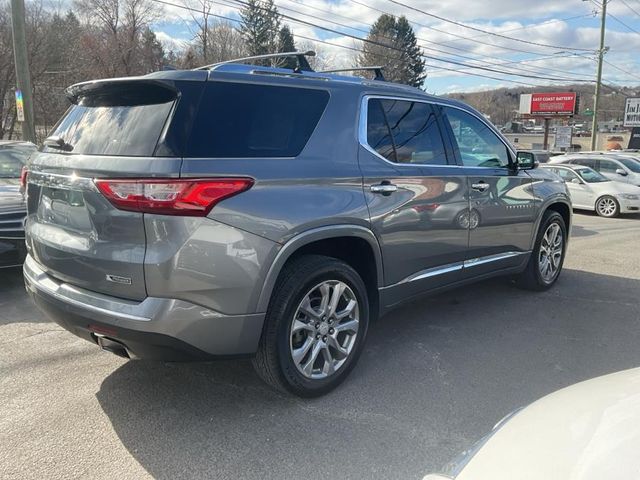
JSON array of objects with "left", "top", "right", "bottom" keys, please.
[
  {"left": 186, "top": 82, "right": 329, "bottom": 158},
  {"left": 365, "top": 98, "right": 448, "bottom": 165},
  {"left": 46, "top": 84, "right": 176, "bottom": 156}
]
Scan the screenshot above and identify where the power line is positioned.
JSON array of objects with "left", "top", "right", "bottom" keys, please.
[
  {"left": 347, "top": 0, "right": 577, "bottom": 56},
  {"left": 383, "top": 0, "right": 595, "bottom": 52},
  {"left": 619, "top": 0, "right": 640, "bottom": 18},
  {"left": 151, "top": 0, "right": 554, "bottom": 87},
  {"left": 602, "top": 58, "right": 640, "bottom": 81},
  {"left": 219, "top": 0, "right": 588, "bottom": 82},
  {"left": 275, "top": 0, "right": 595, "bottom": 80},
  {"left": 152, "top": 0, "right": 591, "bottom": 86},
  {"left": 607, "top": 11, "right": 640, "bottom": 34}
]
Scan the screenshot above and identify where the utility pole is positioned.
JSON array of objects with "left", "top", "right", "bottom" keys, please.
[
  {"left": 10, "top": 0, "right": 36, "bottom": 143},
  {"left": 590, "top": 0, "right": 608, "bottom": 151}
]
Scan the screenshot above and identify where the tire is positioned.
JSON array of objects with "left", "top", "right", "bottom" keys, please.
[
  {"left": 252, "top": 254, "right": 370, "bottom": 397},
  {"left": 515, "top": 210, "right": 567, "bottom": 291},
  {"left": 595, "top": 195, "right": 619, "bottom": 218}
]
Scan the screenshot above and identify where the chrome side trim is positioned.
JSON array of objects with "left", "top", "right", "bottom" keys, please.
[
  {"left": 381, "top": 261, "right": 464, "bottom": 290},
  {"left": 463, "top": 251, "right": 529, "bottom": 268},
  {"left": 383, "top": 251, "right": 530, "bottom": 289}
]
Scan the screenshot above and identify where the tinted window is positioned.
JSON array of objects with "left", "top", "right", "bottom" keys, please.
[
  {"left": 0, "top": 144, "right": 36, "bottom": 177},
  {"left": 442, "top": 106, "right": 510, "bottom": 168},
  {"left": 576, "top": 167, "right": 609, "bottom": 183},
  {"left": 619, "top": 158, "right": 640, "bottom": 173},
  {"left": 571, "top": 158, "right": 596, "bottom": 168},
  {"left": 375, "top": 99, "right": 447, "bottom": 165},
  {"left": 47, "top": 86, "right": 175, "bottom": 156},
  {"left": 598, "top": 159, "right": 619, "bottom": 173},
  {"left": 366, "top": 99, "right": 395, "bottom": 162},
  {"left": 187, "top": 83, "right": 329, "bottom": 158}
]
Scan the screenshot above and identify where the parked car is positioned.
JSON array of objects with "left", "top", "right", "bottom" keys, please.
[
  {"left": 550, "top": 152, "right": 640, "bottom": 187},
  {"left": 0, "top": 140, "right": 36, "bottom": 268},
  {"left": 424, "top": 367, "right": 640, "bottom": 480},
  {"left": 23, "top": 53, "right": 572, "bottom": 397},
  {"left": 522, "top": 149, "right": 552, "bottom": 164},
  {"left": 541, "top": 164, "right": 640, "bottom": 217}
]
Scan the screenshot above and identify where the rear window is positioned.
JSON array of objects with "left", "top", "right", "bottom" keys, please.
[
  {"left": 0, "top": 144, "right": 36, "bottom": 177},
  {"left": 45, "top": 84, "right": 175, "bottom": 156},
  {"left": 186, "top": 82, "right": 329, "bottom": 158}
]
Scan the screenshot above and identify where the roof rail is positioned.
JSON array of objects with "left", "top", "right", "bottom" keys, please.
[
  {"left": 194, "top": 51, "right": 316, "bottom": 72},
  {"left": 319, "top": 66, "right": 385, "bottom": 81}
]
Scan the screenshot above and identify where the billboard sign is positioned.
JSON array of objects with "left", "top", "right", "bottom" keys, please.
[
  {"left": 623, "top": 98, "right": 640, "bottom": 127},
  {"left": 529, "top": 92, "right": 577, "bottom": 116}
]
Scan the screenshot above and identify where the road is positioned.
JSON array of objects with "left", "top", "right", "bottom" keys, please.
[{"left": 1, "top": 212, "right": 639, "bottom": 480}]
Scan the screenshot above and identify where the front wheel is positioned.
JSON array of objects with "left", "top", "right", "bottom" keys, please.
[
  {"left": 516, "top": 210, "right": 567, "bottom": 291},
  {"left": 595, "top": 195, "right": 619, "bottom": 217},
  {"left": 252, "top": 255, "right": 369, "bottom": 397}
]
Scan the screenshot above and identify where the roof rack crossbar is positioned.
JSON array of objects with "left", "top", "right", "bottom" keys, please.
[
  {"left": 319, "top": 66, "right": 385, "bottom": 81},
  {"left": 194, "top": 51, "right": 316, "bottom": 72}
]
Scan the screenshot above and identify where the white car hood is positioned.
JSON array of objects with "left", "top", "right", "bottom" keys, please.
[
  {"left": 457, "top": 368, "right": 640, "bottom": 480},
  {"left": 589, "top": 180, "right": 640, "bottom": 196}
]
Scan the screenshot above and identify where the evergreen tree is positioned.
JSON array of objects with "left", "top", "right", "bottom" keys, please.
[
  {"left": 239, "top": 0, "right": 281, "bottom": 65},
  {"left": 358, "top": 14, "right": 426, "bottom": 88},
  {"left": 277, "top": 25, "right": 296, "bottom": 69}
]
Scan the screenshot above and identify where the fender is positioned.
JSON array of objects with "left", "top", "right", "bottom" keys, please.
[
  {"left": 530, "top": 196, "right": 573, "bottom": 250},
  {"left": 255, "top": 225, "right": 384, "bottom": 312}
]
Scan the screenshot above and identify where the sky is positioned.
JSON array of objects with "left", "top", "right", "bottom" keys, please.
[{"left": 152, "top": 0, "right": 640, "bottom": 94}]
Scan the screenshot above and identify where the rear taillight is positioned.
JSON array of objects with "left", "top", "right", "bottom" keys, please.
[
  {"left": 20, "top": 166, "right": 28, "bottom": 190},
  {"left": 94, "top": 178, "right": 253, "bottom": 216}
]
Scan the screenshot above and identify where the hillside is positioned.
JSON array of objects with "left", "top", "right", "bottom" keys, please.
[{"left": 445, "top": 83, "right": 640, "bottom": 126}]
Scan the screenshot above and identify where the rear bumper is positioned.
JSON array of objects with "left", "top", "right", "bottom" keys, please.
[{"left": 23, "top": 255, "right": 265, "bottom": 360}]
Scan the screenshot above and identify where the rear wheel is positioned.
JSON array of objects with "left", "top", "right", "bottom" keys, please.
[
  {"left": 252, "top": 255, "right": 369, "bottom": 397},
  {"left": 595, "top": 195, "right": 619, "bottom": 217},
  {"left": 516, "top": 210, "right": 567, "bottom": 291}
]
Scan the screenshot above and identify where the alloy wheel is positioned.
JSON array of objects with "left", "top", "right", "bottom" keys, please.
[
  {"left": 538, "top": 222, "right": 563, "bottom": 283},
  {"left": 289, "top": 280, "right": 359, "bottom": 380},
  {"left": 596, "top": 197, "right": 617, "bottom": 217}
]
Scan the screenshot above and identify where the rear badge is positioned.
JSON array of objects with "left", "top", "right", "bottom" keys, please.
[{"left": 105, "top": 274, "right": 132, "bottom": 285}]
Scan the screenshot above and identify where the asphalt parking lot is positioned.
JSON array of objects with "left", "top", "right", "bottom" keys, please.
[{"left": 1, "top": 212, "right": 640, "bottom": 480}]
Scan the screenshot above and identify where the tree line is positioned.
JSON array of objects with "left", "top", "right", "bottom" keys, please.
[{"left": 1, "top": 0, "right": 426, "bottom": 140}]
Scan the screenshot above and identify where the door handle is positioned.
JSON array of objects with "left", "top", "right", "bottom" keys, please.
[
  {"left": 471, "top": 182, "right": 489, "bottom": 192},
  {"left": 370, "top": 183, "right": 398, "bottom": 194}
]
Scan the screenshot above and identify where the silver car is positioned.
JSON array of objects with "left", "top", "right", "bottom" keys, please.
[{"left": 23, "top": 53, "right": 572, "bottom": 396}]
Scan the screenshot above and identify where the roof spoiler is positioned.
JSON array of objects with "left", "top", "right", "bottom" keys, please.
[{"left": 194, "top": 51, "right": 316, "bottom": 73}]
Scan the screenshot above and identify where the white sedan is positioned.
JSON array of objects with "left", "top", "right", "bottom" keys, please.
[
  {"left": 541, "top": 165, "right": 640, "bottom": 217},
  {"left": 424, "top": 368, "right": 640, "bottom": 480}
]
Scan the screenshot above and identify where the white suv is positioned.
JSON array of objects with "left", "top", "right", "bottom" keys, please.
[{"left": 550, "top": 153, "right": 640, "bottom": 187}]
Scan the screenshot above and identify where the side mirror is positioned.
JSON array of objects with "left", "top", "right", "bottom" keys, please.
[
  {"left": 515, "top": 151, "right": 538, "bottom": 170},
  {"left": 615, "top": 168, "right": 628, "bottom": 176},
  {"left": 571, "top": 178, "right": 582, "bottom": 184}
]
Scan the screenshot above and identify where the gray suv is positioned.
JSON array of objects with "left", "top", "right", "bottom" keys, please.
[{"left": 23, "top": 54, "right": 571, "bottom": 397}]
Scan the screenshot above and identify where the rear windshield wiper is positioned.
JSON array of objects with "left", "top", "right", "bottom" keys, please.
[{"left": 43, "top": 136, "right": 74, "bottom": 152}]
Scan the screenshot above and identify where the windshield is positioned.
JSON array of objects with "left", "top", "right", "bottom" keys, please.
[
  {"left": 576, "top": 167, "right": 609, "bottom": 183},
  {"left": 0, "top": 145, "right": 35, "bottom": 178},
  {"left": 618, "top": 158, "right": 640, "bottom": 173}
]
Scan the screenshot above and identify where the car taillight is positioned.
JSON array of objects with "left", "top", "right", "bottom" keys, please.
[
  {"left": 20, "top": 166, "right": 28, "bottom": 189},
  {"left": 94, "top": 178, "right": 253, "bottom": 216}
]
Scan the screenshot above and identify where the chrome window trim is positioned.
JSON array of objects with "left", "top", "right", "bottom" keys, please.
[
  {"left": 358, "top": 94, "right": 516, "bottom": 169},
  {"left": 382, "top": 251, "right": 530, "bottom": 289}
]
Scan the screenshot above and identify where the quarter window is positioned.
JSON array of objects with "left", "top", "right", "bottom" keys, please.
[
  {"left": 186, "top": 82, "right": 329, "bottom": 158},
  {"left": 365, "top": 98, "right": 448, "bottom": 165},
  {"left": 441, "top": 106, "right": 510, "bottom": 168}
]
